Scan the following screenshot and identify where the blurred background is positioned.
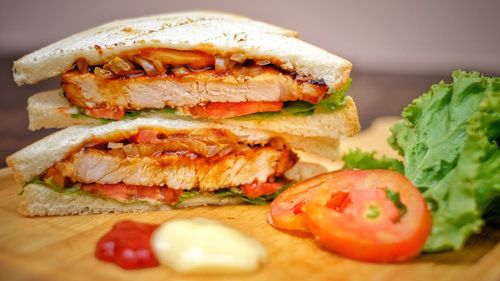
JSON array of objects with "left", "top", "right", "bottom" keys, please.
[{"left": 1, "top": 0, "right": 499, "bottom": 165}]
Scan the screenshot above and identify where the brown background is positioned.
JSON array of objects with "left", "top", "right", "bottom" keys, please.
[{"left": 1, "top": 0, "right": 499, "bottom": 166}]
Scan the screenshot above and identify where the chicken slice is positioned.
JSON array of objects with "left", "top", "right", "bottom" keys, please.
[{"left": 53, "top": 145, "right": 297, "bottom": 191}]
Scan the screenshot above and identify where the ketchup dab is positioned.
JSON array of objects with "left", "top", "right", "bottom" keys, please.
[{"left": 96, "top": 220, "right": 159, "bottom": 269}]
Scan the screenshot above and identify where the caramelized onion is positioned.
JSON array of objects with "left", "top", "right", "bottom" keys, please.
[
  {"left": 230, "top": 63, "right": 246, "bottom": 77},
  {"left": 230, "top": 53, "right": 246, "bottom": 63},
  {"left": 94, "top": 67, "right": 115, "bottom": 79},
  {"left": 76, "top": 58, "right": 89, "bottom": 74},
  {"left": 107, "top": 142, "right": 124, "bottom": 149},
  {"left": 151, "top": 59, "right": 166, "bottom": 73},
  {"left": 107, "top": 57, "right": 135, "bottom": 75},
  {"left": 119, "top": 139, "right": 230, "bottom": 158},
  {"left": 122, "top": 144, "right": 140, "bottom": 158},
  {"left": 172, "top": 66, "right": 190, "bottom": 77},
  {"left": 246, "top": 65, "right": 265, "bottom": 77},
  {"left": 214, "top": 55, "right": 227, "bottom": 74},
  {"left": 133, "top": 56, "right": 159, "bottom": 75},
  {"left": 255, "top": 59, "right": 271, "bottom": 66},
  {"left": 229, "top": 64, "right": 264, "bottom": 77}
]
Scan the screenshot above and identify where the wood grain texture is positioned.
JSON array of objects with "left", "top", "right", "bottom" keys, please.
[{"left": 0, "top": 118, "right": 499, "bottom": 281}]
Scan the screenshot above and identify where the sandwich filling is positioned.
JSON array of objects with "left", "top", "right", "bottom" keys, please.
[
  {"left": 61, "top": 48, "right": 342, "bottom": 120},
  {"left": 32, "top": 127, "right": 297, "bottom": 206}
]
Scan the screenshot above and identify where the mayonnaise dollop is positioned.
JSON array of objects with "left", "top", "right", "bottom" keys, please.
[{"left": 151, "top": 217, "right": 267, "bottom": 274}]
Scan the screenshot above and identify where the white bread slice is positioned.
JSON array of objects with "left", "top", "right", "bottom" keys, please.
[
  {"left": 20, "top": 183, "right": 243, "bottom": 216},
  {"left": 7, "top": 116, "right": 346, "bottom": 185},
  {"left": 13, "top": 10, "right": 351, "bottom": 90},
  {"left": 27, "top": 90, "right": 360, "bottom": 141}
]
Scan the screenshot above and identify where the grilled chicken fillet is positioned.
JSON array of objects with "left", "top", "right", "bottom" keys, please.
[
  {"left": 62, "top": 67, "right": 322, "bottom": 110},
  {"left": 61, "top": 48, "right": 328, "bottom": 120},
  {"left": 52, "top": 145, "right": 294, "bottom": 191},
  {"left": 43, "top": 128, "right": 297, "bottom": 196}
]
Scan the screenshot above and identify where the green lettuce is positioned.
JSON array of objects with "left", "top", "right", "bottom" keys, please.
[
  {"left": 26, "top": 177, "right": 64, "bottom": 192},
  {"left": 214, "top": 184, "right": 291, "bottom": 205},
  {"left": 317, "top": 78, "right": 351, "bottom": 111},
  {"left": 69, "top": 106, "right": 178, "bottom": 123},
  {"left": 341, "top": 71, "right": 499, "bottom": 252},
  {"left": 342, "top": 148, "right": 404, "bottom": 174},
  {"left": 389, "top": 71, "right": 500, "bottom": 252}
]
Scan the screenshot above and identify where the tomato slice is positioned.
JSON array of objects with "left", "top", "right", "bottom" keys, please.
[
  {"left": 188, "top": 101, "right": 283, "bottom": 119},
  {"left": 44, "top": 166, "right": 66, "bottom": 188},
  {"left": 268, "top": 174, "right": 332, "bottom": 233},
  {"left": 85, "top": 105, "right": 125, "bottom": 120},
  {"left": 241, "top": 182, "right": 282, "bottom": 198},
  {"left": 81, "top": 184, "right": 182, "bottom": 205},
  {"left": 130, "top": 128, "right": 161, "bottom": 144},
  {"left": 302, "top": 170, "right": 431, "bottom": 263}
]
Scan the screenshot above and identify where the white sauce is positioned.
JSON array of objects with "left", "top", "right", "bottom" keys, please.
[{"left": 151, "top": 217, "right": 267, "bottom": 274}]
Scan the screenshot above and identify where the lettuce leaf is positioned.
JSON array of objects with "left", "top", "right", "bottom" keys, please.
[
  {"left": 342, "top": 148, "right": 404, "bottom": 174},
  {"left": 318, "top": 78, "right": 351, "bottom": 110},
  {"left": 70, "top": 106, "right": 179, "bottom": 123},
  {"left": 26, "top": 177, "right": 64, "bottom": 192},
  {"left": 214, "top": 184, "right": 291, "bottom": 205},
  {"left": 282, "top": 101, "right": 315, "bottom": 115},
  {"left": 389, "top": 70, "right": 500, "bottom": 252},
  {"left": 282, "top": 78, "right": 351, "bottom": 114}
]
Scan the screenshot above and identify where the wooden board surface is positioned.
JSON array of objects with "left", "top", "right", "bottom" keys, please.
[{"left": 0, "top": 117, "right": 499, "bottom": 281}]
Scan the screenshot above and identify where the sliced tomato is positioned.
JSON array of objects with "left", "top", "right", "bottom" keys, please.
[
  {"left": 188, "top": 101, "right": 283, "bottom": 119},
  {"left": 81, "top": 184, "right": 182, "bottom": 205},
  {"left": 44, "top": 166, "right": 66, "bottom": 188},
  {"left": 130, "top": 128, "right": 160, "bottom": 144},
  {"left": 302, "top": 170, "right": 431, "bottom": 263},
  {"left": 268, "top": 174, "right": 332, "bottom": 233},
  {"left": 241, "top": 182, "right": 283, "bottom": 198},
  {"left": 85, "top": 105, "right": 125, "bottom": 120}
]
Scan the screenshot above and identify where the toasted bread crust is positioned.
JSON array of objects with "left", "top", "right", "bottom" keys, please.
[{"left": 13, "top": 11, "right": 351, "bottom": 90}]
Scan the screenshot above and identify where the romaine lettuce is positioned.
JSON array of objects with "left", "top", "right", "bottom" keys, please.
[
  {"left": 342, "top": 71, "right": 499, "bottom": 252},
  {"left": 214, "top": 184, "right": 291, "bottom": 205},
  {"left": 389, "top": 71, "right": 499, "bottom": 252},
  {"left": 342, "top": 149, "right": 404, "bottom": 174}
]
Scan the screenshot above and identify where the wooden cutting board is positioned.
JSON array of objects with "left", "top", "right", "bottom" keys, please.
[{"left": 0, "top": 117, "right": 499, "bottom": 281}]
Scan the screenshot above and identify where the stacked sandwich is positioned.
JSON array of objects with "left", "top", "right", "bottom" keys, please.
[{"left": 7, "top": 11, "right": 360, "bottom": 216}]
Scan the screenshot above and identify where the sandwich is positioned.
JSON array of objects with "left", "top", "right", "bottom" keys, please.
[
  {"left": 7, "top": 117, "right": 357, "bottom": 216},
  {"left": 7, "top": 118, "right": 304, "bottom": 216},
  {"left": 14, "top": 11, "right": 358, "bottom": 152},
  {"left": 8, "top": 11, "right": 360, "bottom": 216}
]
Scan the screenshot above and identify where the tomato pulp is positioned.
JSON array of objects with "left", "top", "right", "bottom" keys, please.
[
  {"left": 241, "top": 182, "right": 283, "bottom": 198},
  {"left": 188, "top": 101, "right": 283, "bottom": 119},
  {"left": 269, "top": 169, "right": 431, "bottom": 262}
]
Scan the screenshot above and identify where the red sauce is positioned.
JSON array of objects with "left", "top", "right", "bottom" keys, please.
[{"left": 95, "top": 220, "right": 160, "bottom": 269}]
